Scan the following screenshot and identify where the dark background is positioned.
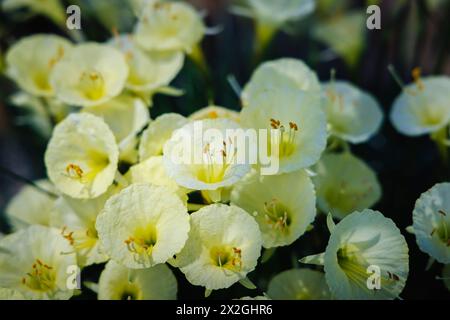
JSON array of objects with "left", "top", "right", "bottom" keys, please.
[{"left": 0, "top": 0, "right": 449, "bottom": 299}]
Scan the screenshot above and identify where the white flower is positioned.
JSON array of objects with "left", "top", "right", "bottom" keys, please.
[
  {"left": 322, "top": 81, "right": 384, "bottom": 144},
  {"left": 240, "top": 86, "right": 327, "bottom": 174},
  {"left": 109, "top": 34, "right": 184, "bottom": 93},
  {"left": 390, "top": 76, "right": 450, "bottom": 136},
  {"left": 231, "top": 169, "right": 316, "bottom": 248},
  {"left": 163, "top": 119, "right": 251, "bottom": 202},
  {"left": 96, "top": 184, "right": 190, "bottom": 269},
  {"left": 267, "top": 269, "right": 331, "bottom": 300},
  {"left": 412, "top": 183, "right": 450, "bottom": 264},
  {"left": 175, "top": 204, "right": 262, "bottom": 290},
  {"left": 6, "top": 180, "right": 57, "bottom": 230},
  {"left": 45, "top": 113, "right": 119, "bottom": 199},
  {"left": 301, "top": 210, "right": 409, "bottom": 300},
  {"left": 50, "top": 43, "right": 129, "bottom": 107},
  {"left": 98, "top": 261, "right": 177, "bottom": 300},
  {"left": 134, "top": 1, "right": 205, "bottom": 53},
  {"left": 313, "top": 152, "right": 382, "bottom": 219},
  {"left": 139, "top": 113, "right": 189, "bottom": 161},
  {"left": 0, "top": 225, "right": 77, "bottom": 300},
  {"left": 242, "top": 58, "right": 321, "bottom": 108},
  {"left": 5, "top": 34, "right": 72, "bottom": 96}
]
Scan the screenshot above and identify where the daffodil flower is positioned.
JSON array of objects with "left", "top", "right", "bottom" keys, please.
[
  {"left": 413, "top": 183, "right": 450, "bottom": 264},
  {"left": 0, "top": 225, "right": 77, "bottom": 300},
  {"left": 6, "top": 180, "right": 57, "bottom": 230},
  {"left": 313, "top": 152, "right": 382, "bottom": 219},
  {"left": 322, "top": 81, "right": 384, "bottom": 144},
  {"left": 232, "top": 0, "right": 315, "bottom": 55},
  {"left": 301, "top": 210, "right": 409, "bottom": 300},
  {"left": 134, "top": 1, "right": 205, "bottom": 53},
  {"left": 241, "top": 58, "right": 321, "bottom": 108},
  {"left": 45, "top": 113, "right": 120, "bottom": 199},
  {"left": 52, "top": 190, "right": 118, "bottom": 267},
  {"left": 139, "top": 113, "right": 189, "bottom": 161},
  {"left": 390, "top": 76, "right": 450, "bottom": 136},
  {"left": 96, "top": 184, "right": 190, "bottom": 269},
  {"left": 231, "top": 169, "right": 316, "bottom": 248},
  {"left": 109, "top": 34, "right": 184, "bottom": 96},
  {"left": 175, "top": 204, "right": 262, "bottom": 291},
  {"left": 240, "top": 86, "right": 327, "bottom": 174},
  {"left": 5, "top": 34, "right": 72, "bottom": 97},
  {"left": 163, "top": 119, "right": 251, "bottom": 202},
  {"left": 98, "top": 261, "right": 177, "bottom": 300},
  {"left": 267, "top": 269, "right": 331, "bottom": 300},
  {"left": 50, "top": 43, "right": 129, "bottom": 107}
]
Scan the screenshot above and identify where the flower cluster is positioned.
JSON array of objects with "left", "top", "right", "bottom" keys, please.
[{"left": 0, "top": 0, "right": 448, "bottom": 301}]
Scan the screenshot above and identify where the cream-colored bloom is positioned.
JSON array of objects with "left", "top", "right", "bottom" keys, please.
[
  {"left": 96, "top": 184, "right": 190, "bottom": 269},
  {"left": 163, "top": 119, "right": 251, "bottom": 202},
  {"left": 134, "top": 1, "right": 205, "bottom": 53},
  {"left": 110, "top": 35, "right": 184, "bottom": 93},
  {"left": 390, "top": 76, "right": 450, "bottom": 136},
  {"left": 50, "top": 43, "right": 128, "bottom": 107},
  {"left": 412, "top": 183, "right": 450, "bottom": 264},
  {"left": 313, "top": 152, "right": 382, "bottom": 219},
  {"left": 52, "top": 192, "right": 114, "bottom": 267},
  {"left": 231, "top": 170, "right": 316, "bottom": 248},
  {"left": 45, "top": 113, "right": 119, "bottom": 199},
  {"left": 0, "top": 288, "right": 26, "bottom": 300},
  {"left": 175, "top": 204, "right": 262, "bottom": 290},
  {"left": 267, "top": 269, "right": 331, "bottom": 300},
  {"left": 139, "top": 113, "right": 188, "bottom": 161},
  {"left": 239, "top": 0, "right": 315, "bottom": 28},
  {"left": 313, "top": 12, "right": 366, "bottom": 67},
  {"left": 6, "top": 180, "right": 57, "bottom": 230},
  {"left": 322, "top": 81, "right": 383, "bottom": 144},
  {"left": 5, "top": 34, "right": 72, "bottom": 96},
  {"left": 242, "top": 58, "right": 321, "bottom": 107},
  {"left": 2, "top": 0, "right": 66, "bottom": 25},
  {"left": 82, "top": 94, "right": 150, "bottom": 163},
  {"left": 0, "top": 225, "right": 77, "bottom": 300},
  {"left": 240, "top": 87, "right": 327, "bottom": 174},
  {"left": 301, "top": 210, "right": 409, "bottom": 300},
  {"left": 98, "top": 261, "right": 177, "bottom": 300},
  {"left": 189, "top": 105, "right": 240, "bottom": 123},
  {"left": 127, "top": 156, "right": 188, "bottom": 203}
]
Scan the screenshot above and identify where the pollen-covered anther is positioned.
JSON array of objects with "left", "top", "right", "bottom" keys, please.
[
  {"left": 65, "top": 164, "right": 84, "bottom": 179},
  {"left": 61, "top": 226, "right": 75, "bottom": 245},
  {"left": 21, "top": 259, "right": 55, "bottom": 291},
  {"left": 231, "top": 247, "right": 243, "bottom": 271},
  {"left": 412, "top": 67, "right": 425, "bottom": 91}
]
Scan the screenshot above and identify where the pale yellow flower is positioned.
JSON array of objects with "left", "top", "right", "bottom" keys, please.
[
  {"left": 50, "top": 43, "right": 129, "bottom": 107},
  {"left": 134, "top": 1, "right": 205, "bottom": 53},
  {"left": 175, "top": 204, "right": 262, "bottom": 290},
  {"left": 0, "top": 225, "right": 77, "bottom": 300},
  {"left": 5, "top": 34, "right": 72, "bottom": 96},
  {"left": 45, "top": 113, "right": 119, "bottom": 199},
  {"left": 98, "top": 261, "right": 177, "bottom": 300},
  {"left": 96, "top": 184, "right": 190, "bottom": 269}
]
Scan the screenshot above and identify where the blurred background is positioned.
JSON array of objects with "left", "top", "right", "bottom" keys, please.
[{"left": 0, "top": 0, "right": 449, "bottom": 299}]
